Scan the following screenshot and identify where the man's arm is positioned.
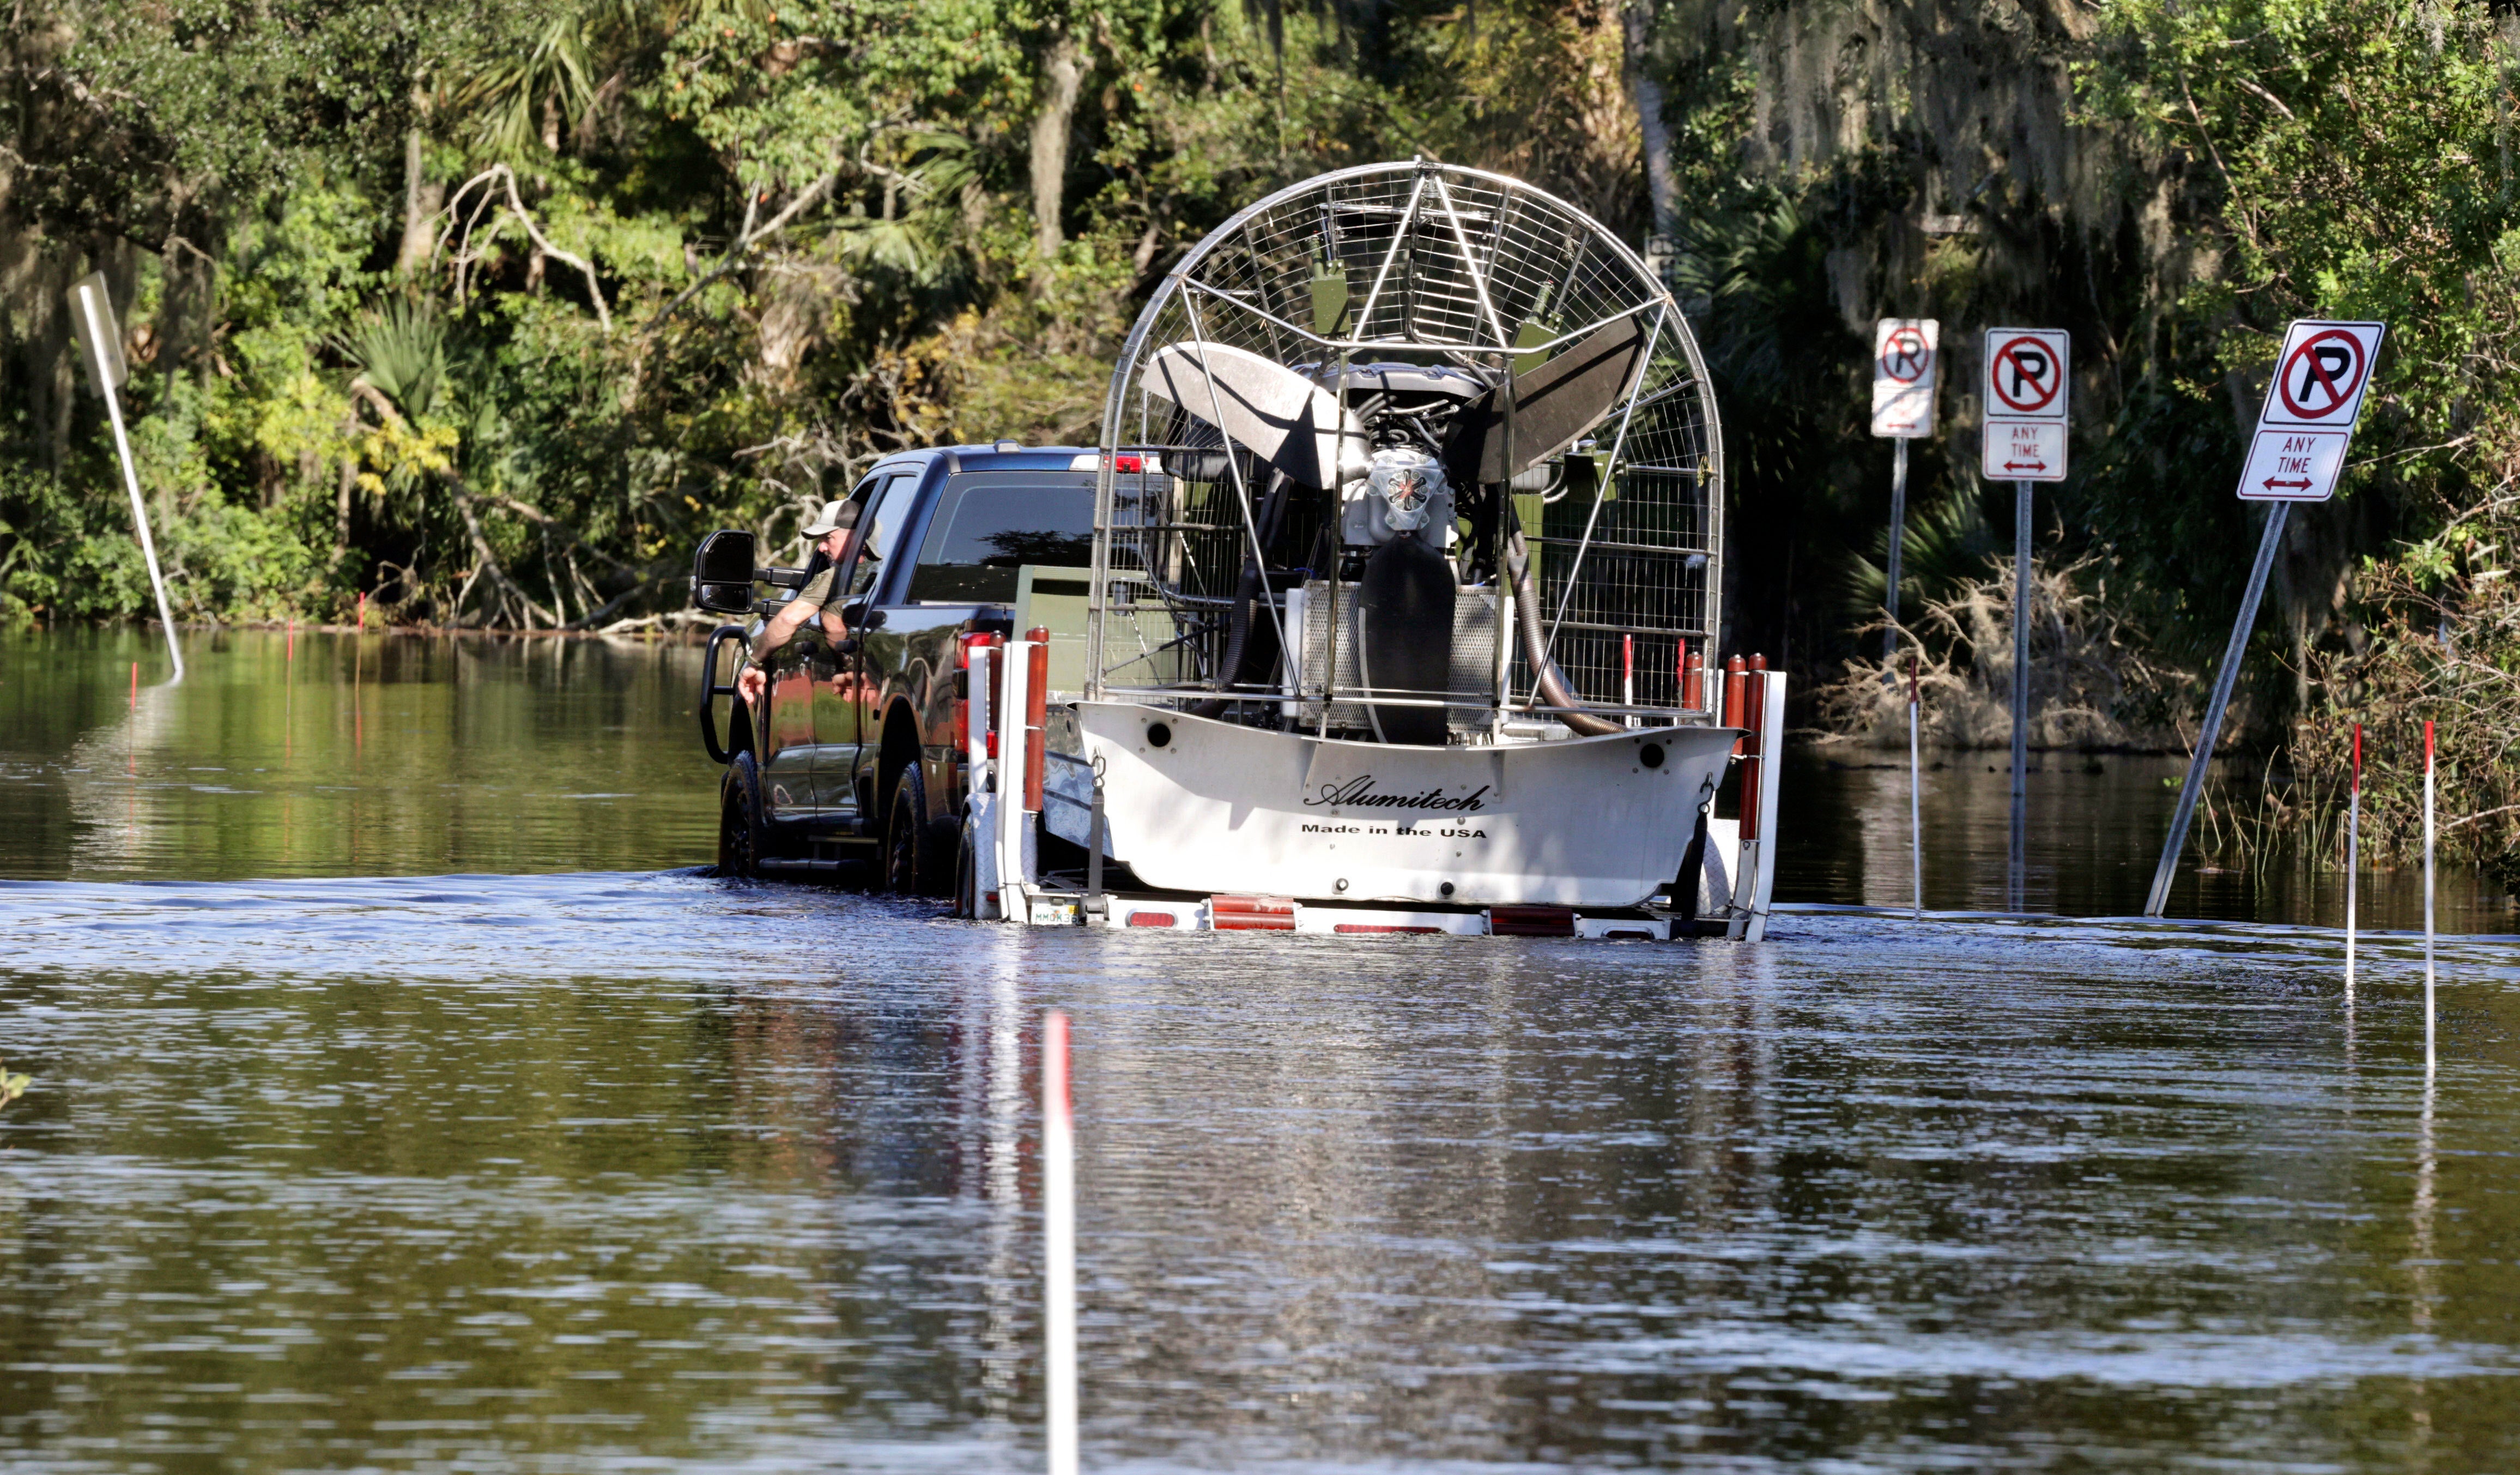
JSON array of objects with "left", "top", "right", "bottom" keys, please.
[{"left": 750, "top": 596, "right": 819, "bottom": 660}]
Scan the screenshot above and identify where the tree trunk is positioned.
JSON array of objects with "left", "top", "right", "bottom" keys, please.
[
  {"left": 1029, "top": 31, "right": 1082, "bottom": 267},
  {"left": 337, "top": 456, "right": 354, "bottom": 553},
  {"left": 1620, "top": 0, "right": 1679, "bottom": 251},
  {"left": 396, "top": 125, "right": 444, "bottom": 274}
]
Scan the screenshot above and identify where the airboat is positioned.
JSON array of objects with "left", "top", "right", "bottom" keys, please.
[{"left": 966, "top": 160, "right": 1786, "bottom": 939}]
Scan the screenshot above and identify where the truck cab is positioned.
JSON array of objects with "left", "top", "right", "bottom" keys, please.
[{"left": 689, "top": 444, "right": 1103, "bottom": 890}]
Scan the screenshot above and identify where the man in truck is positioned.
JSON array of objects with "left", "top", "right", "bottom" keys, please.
[{"left": 735, "top": 498, "right": 867, "bottom": 708}]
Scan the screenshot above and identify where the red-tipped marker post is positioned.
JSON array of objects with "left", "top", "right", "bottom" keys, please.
[
  {"left": 2424, "top": 721, "right": 2436, "bottom": 1073},
  {"left": 1044, "top": 1011, "right": 1076, "bottom": 1475},
  {"left": 1621, "top": 633, "right": 1635, "bottom": 726}
]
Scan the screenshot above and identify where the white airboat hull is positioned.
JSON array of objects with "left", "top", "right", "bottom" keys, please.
[{"left": 1076, "top": 703, "right": 1736, "bottom": 909}]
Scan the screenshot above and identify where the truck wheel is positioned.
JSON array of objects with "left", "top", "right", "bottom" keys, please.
[
  {"left": 884, "top": 764, "right": 946, "bottom": 896},
  {"left": 952, "top": 824, "right": 978, "bottom": 918},
  {"left": 718, "top": 751, "right": 768, "bottom": 879}
]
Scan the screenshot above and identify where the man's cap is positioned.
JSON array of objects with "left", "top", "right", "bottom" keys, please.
[{"left": 802, "top": 499, "right": 859, "bottom": 539}]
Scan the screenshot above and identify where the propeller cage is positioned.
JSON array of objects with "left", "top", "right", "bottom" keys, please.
[{"left": 1086, "top": 160, "right": 1725, "bottom": 739}]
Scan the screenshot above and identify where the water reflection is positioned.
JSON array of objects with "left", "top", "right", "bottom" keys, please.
[
  {"left": 9, "top": 629, "right": 2513, "bottom": 931},
  {"left": 5, "top": 631, "right": 2520, "bottom": 1470},
  {"left": 3, "top": 628, "right": 719, "bottom": 880},
  {"left": 1780, "top": 747, "right": 2514, "bottom": 930},
  {"left": 0, "top": 876, "right": 2516, "bottom": 1468}
]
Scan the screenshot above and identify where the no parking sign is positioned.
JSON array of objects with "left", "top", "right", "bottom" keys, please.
[
  {"left": 2237, "top": 321, "right": 2385, "bottom": 501},
  {"left": 1980, "top": 328, "right": 2069, "bottom": 482},
  {"left": 1870, "top": 319, "right": 1939, "bottom": 438}
]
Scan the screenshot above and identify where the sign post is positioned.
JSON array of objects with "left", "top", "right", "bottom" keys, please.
[
  {"left": 67, "top": 273, "right": 183, "bottom": 684},
  {"left": 1982, "top": 328, "right": 2069, "bottom": 909},
  {"left": 2144, "top": 319, "right": 2385, "bottom": 916},
  {"left": 1871, "top": 319, "right": 1940, "bottom": 660}
]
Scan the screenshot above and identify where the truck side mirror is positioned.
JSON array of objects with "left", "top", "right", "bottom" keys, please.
[{"left": 690, "top": 529, "right": 759, "bottom": 614}]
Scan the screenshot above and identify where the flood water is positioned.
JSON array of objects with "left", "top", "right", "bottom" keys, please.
[{"left": 1, "top": 628, "right": 2515, "bottom": 1471}]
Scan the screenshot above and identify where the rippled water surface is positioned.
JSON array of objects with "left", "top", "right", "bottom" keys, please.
[{"left": 2, "top": 630, "right": 2517, "bottom": 1471}]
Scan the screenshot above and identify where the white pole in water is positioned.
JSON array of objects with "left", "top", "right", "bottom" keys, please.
[
  {"left": 1044, "top": 1010, "right": 1077, "bottom": 1475},
  {"left": 70, "top": 276, "right": 182, "bottom": 683},
  {"left": 1907, "top": 653, "right": 1922, "bottom": 920},
  {"left": 2423, "top": 721, "right": 2436, "bottom": 1075},
  {"left": 2346, "top": 722, "right": 2360, "bottom": 1000}
]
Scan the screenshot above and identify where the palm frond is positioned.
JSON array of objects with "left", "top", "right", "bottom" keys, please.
[{"left": 332, "top": 297, "right": 447, "bottom": 419}]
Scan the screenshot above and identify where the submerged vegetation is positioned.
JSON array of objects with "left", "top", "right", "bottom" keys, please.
[
  {"left": 2, "top": 0, "right": 2518, "bottom": 871},
  {"left": 1815, "top": 552, "right": 2192, "bottom": 754}
]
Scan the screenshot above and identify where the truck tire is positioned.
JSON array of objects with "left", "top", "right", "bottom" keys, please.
[
  {"left": 884, "top": 764, "right": 947, "bottom": 896},
  {"left": 718, "top": 751, "right": 769, "bottom": 879},
  {"left": 952, "top": 823, "right": 978, "bottom": 918}
]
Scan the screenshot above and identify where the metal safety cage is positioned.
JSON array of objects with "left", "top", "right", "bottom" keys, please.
[{"left": 1087, "top": 160, "right": 1725, "bottom": 727}]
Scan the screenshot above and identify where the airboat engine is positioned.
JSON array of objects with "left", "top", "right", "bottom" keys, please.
[{"left": 982, "top": 160, "right": 1786, "bottom": 928}]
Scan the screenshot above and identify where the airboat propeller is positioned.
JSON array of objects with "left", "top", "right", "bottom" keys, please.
[
  {"left": 1442, "top": 312, "right": 1654, "bottom": 486},
  {"left": 1141, "top": 342, "right": 1370, "bottom": 490}
]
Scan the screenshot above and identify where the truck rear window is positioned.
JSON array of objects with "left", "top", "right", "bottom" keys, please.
[{"left": 905, "top": 471, "right": 1098, "bottom": 602}]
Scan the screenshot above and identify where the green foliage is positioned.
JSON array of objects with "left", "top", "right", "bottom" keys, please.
[
  {"left": 334, "top": 298, "right": 448, "bottom": 420},
  {"left": 3, "top": 0, "right": 2513, "bottom": 763}
]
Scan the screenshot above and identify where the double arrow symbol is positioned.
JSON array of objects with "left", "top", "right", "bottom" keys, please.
[
  {"left": 2261, "top": 475, "right": 2313, "bottom": 493},
  {"left": 2003, "top": 457, "right": 2049, "bottom": 473}
]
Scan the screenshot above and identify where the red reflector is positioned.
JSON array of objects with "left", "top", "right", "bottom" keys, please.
[
  {"left": 1126, "top": 911, "right": 1177, "bottom": 927},
  {"left": 1213, "top": 914, "right": 1295, "bottom": 932},
  {"left": 1488, "top": 905, "right": 1578, "bottom": 938},
  {"left": 1210, "top": 894, "right": 1296, "bottom": 930}
]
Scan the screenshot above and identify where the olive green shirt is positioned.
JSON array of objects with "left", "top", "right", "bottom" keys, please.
[{"left": 791, "top": 561, "right": 839, "bottom": 612}]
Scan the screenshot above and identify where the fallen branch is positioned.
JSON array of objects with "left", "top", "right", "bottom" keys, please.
[
  {"left": 449, "top": 484, "right": 562, "bottom": 628},
  {"left": 644, "top": 168, "right": 840, "bottom": 337},
  {"left": 347, "top": 376, "right": 561, "bottom": 629},
  {"left": 437, "top": 165, "right": 613, "bottom": 333},
  {"left": 566, "top": 571, "right": 675, "bottom": 631},
  {"left": 488, "top": 493, "right": 641, "bottom": 577}
]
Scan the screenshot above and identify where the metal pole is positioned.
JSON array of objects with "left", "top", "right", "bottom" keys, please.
[
  {"left": 2346, "top": 722, "right": 2359, "bottom": 999},
  {"left": 1043, "top": 1011, "right": 1077, "bottom": 1475},
  {"left": 1884, "top": 437, "right": 1909, "bottom": 662},
  {"left": 2424, "top": 720, "right": 2436, "bottom": 1075},
  {"left": 80, "top": 307, "right": 183, "bottom": 684},
  {"left": 2009, "top": 479, "right": 2031, "bottom": 911},
  {"left": 1907, "top": 652, "right": 1922, "bottom": 920},
  {"left": 2143, "top": 503, "right": 2291, "bottom": 916},
  {"left": 1086, "top": 760, "right": 1106, "bottom": 914}
]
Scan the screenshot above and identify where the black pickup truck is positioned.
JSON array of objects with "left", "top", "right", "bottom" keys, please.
[{"left": 689, "top": 444, "right": 1101, "bottom": 890}]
